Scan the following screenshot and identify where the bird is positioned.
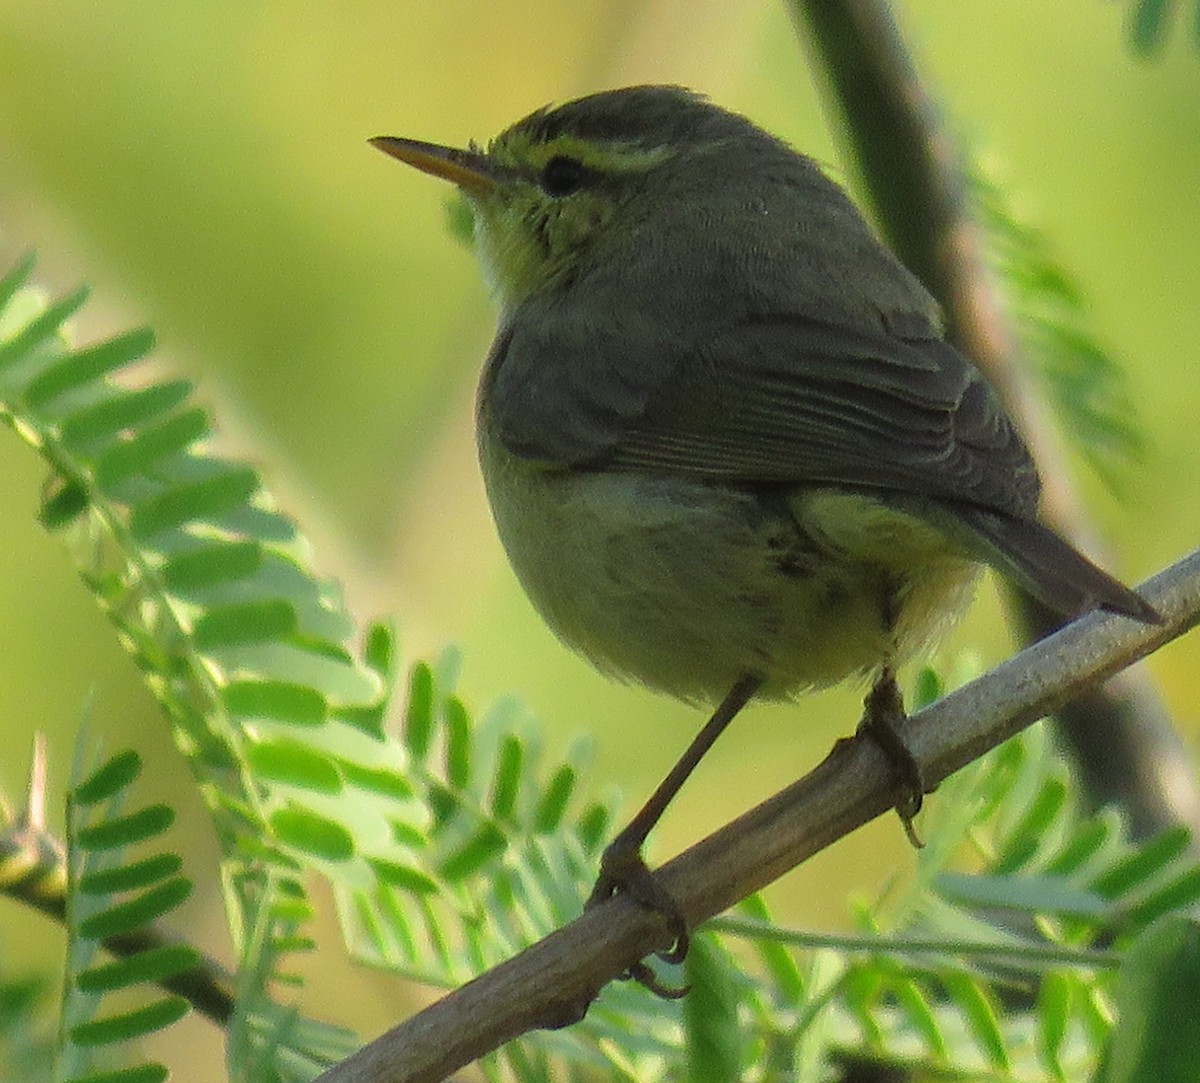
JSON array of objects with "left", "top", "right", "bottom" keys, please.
[{"left": 372, "top": 85, "right": 1159, "bottom": 976}]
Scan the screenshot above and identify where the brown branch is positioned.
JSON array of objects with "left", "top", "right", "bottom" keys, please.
[
  {"left": 790, "top": 0, "right": 1200, "bottom": 837},
  {"left": 317, "top": 551, "right": 1200, "bottom": 1083}
]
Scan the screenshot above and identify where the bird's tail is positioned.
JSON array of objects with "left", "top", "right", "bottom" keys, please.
[{"left": 954, "top": 506, "right": 1161, "bottom": 625}]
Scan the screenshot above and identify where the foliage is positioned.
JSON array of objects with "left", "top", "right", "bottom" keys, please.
[
  {"left": 1096, "top": 915, "right": 1200, "bottom": 1083},
  {"left": 1115, "top": 0, "right": 1200, "bottom": 55},
  {"left": 58, "top": 745, "right": 193, "bottom": 1083},
  {"left": 700, "top": 710, "right": 1200, "bottom": 1083},
  {"left": 0, "top": 194, "right": 1197, "bottom": 1078},
  {"left": 0, "top": 251, "right": 432, "bottom": 972},
  {"left": 0, "top": 250, "right": 687, "bottom": 1077}
]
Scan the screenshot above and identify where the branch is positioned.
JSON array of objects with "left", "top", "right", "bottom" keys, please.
[
  {"left": 317, "top": 551, "right": 1200, "bottom": 1083},
  {"left": 790, "top": 0, "right": 1200, "bottom": 837}
]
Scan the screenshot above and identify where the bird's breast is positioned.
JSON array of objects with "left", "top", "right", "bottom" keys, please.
[{"left": 477, "top": 426, "right": 978, "bottom": 705}]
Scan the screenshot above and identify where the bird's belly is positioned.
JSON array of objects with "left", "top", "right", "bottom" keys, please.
[{"left": 479, "top": 441, "right": 979, "bottom": 705}]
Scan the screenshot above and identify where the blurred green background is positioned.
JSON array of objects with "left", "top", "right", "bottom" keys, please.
[{"left": 0, "top": 0, "right": 1197, "bottom": 1074}]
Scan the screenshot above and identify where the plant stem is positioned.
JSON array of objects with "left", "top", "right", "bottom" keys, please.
[
  {"left": 707, "top": 915, "right": 1120, "bottom": 971},
  {"left": 789, "top": 0, "right": 1200, "bottom": 839}
]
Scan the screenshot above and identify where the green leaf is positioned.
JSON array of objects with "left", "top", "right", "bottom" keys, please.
[
  {"left": 68, "top": 996, "right": 188, "bottom": 1045},
  {"left": 534, "top": 765, "right": 575, "bottom": 833},
  {"left": 92, "top": 407, "right": 210, "bottom": 488},
  {"left": 161, "top": 539, "right": 263, "bottom": 591},
  {"left": 68, "top": 1065, "right": 169, "bottom": 1083},
  {"left": 79, "top": 878, "right": 193, "bottom": 939},
  {"left": 76, "top": 946, "right": 201, "bottom": 994},
  {"left": 936, "top": 871, "right": 1110, "bottom": 918},
  {"left": 970, "top": 160, "right": 1147, "bottom": 493},
  {"left": 684, "top": 936, "right": 743, "bottom": 1083},
  {"left": 223, "top": 679, "right": 327, "bottom": 725},
  {"left": 1090, "top": 826, "right": 1191, "bottom": 899},
  {"left": 4, "top": 260, "right": 436, "bottom": 1063},
  {"left": 1045, "top": 816, "right": 1112, "bottom": 875},
  {"left": 246, "top": 740, "right": 343, "bottom": 794},
  {"left": 128, "top": 464, "right": 259, "bottom": 538},
  {"left": 735, "top": 894, "right": 804, "bottom": 1002},
  {"left": 443, "top": 191, "right": 476, "bottom": 247},
  {"left": 191, "top": 599, "right": 298, "bottom": 649},
  {"left": 269, "top": 808, "right": 355, "bottom": 862},
  {"left": 1037, "top": 970, "right": 1072, "bottom": 1080},
  {"left": 994, "top": 777, "right": 1068, "bottom": 873},
  {"left": 367, "top": 858, "right": 438, "bottom": 895},
  {"left": 60, "top": 379, "right": 193, "bottom": 450},
  {"left": 942, "top": 971, "right": 1008, "bottom": 1070},
  {"left": 39, "top": 477, "right": 90, "bottom": 529},
  {"left": 25, "top": 327, "right": 155, "bottom": 408},
  {"left": 911, "top": 666, "right": 943, "bottom": 710},
  {"left": 337, "top": 760, "right": 415, "bottom": 801},
  {"left": 77, "top": 805, "right": 175, "bottom": 850},
  {"left": 891, "top": 976, "right": 946, "bottom": 1059},
  {"left": 0, "top": 251, "right": 36, "bottom": 315},
  {"left": 1128, "top": 0, "right": 1173, "bottom": 55},
  {"left": 1122, "top": 865, "right": 1200, "bottom": 934},
  {"left": 80, "top": 853, "right": 183, "bottom": 894},
  {"left": 0, "top": 288, "right": 88, "bottom": 371},
  {"left": 404, "top": 662, "right": 435, "bottom": 758},
  {"left": 73, "top": 749, "right": 142, "bottom": 804},
  {"left": 576, "top": 802, "right": 610, "bottom": 854},
  {"left": 1098, "top": 917, "right": 1200, "bottom": 1082},
  {"left": 440, "top": 824, "right": 507, "bottom": 881},
  {"left": 444, "top": 695, "right": 471, "bottom": 790},
  {"left": 363, "top": 621, "right": 394, "bottom": 676},
  {"left": 489, "top": 735, "right": 523, "bottom": 821}
]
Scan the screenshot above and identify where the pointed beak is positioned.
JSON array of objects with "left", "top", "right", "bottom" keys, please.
[{"left": 370, "top": 136, "right": 498, "bottom": 196}]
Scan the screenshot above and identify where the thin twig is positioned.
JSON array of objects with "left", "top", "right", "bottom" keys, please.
[
  {"left": 316, "top": 551, "right": 1199, "bottom": 1083},
  {"left": 707, "top": 915, "right": 1120, "bottom": 970},
  {"left": 789, "top": 0, "right": 1200, "bottom": 837}
]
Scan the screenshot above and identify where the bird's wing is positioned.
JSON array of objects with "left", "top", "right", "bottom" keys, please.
[{"left": 485, "top": 309, "right": 1040, "bottom": 518}]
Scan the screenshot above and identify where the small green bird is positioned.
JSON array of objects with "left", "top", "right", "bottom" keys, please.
[{"left": 373, "top": 86, "right": 1158, "bottom": 963}]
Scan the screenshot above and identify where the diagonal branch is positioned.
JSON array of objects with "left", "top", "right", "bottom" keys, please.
[
  {"left": 790, "top": 0, "right": 1200, "bottom": 837},
  {"left": 317, "top": 551, "right": 1200, "bottom": 1083}
]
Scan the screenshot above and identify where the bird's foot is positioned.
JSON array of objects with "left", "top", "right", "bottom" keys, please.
[
  {"left": 857, "top": 671, "right": 926, "bottom": 849},
  {"left": 586, "top": 834, "right": 690, "bottom": 998}
]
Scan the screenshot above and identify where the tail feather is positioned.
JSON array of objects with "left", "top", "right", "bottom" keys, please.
[{"left": 954, "top": 506, "right": 1161, "bottom": 625}]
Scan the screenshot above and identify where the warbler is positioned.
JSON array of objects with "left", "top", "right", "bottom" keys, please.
[{"left": 373, "top": 86, "right": 1158, "bottom": 959}]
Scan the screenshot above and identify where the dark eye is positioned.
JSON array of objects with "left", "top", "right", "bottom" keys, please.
[{"left": 539, "top": 155, "right": 587, "bottom": 196}]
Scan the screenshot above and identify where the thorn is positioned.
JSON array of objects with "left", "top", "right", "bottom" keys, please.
[{"left": 23, "top": 733, "right": 49, "bottom": 832}]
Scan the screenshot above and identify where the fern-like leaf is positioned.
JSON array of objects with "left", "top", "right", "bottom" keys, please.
[
  {"left": 0, "top": 254, "right": 441, "bottom": 979},
  {"left": 57, "top": 745, "right": 193, "bottom": 1083},
  {"left": 712, "top": 707, "right": 1200, "bottom": 1082}
]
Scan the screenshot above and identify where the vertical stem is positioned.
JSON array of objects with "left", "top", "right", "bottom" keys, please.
[{"left": 789, "top": 0, "right": 1200, "bottom": 837}]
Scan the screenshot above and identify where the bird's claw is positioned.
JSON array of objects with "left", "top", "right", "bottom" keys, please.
[
  {"left": 858, "top": 672, "right": 927, "bottom": 849},
  {"left": 587, "top": 836, "right": 691, "bottom": 991},
  {"left": 622, "top": 960, "right": 690, "bottom": 999}
]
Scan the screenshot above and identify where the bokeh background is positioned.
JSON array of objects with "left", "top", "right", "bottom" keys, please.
[{"left": 1, "top": 0, "right": 1197, "bottom": 1075}]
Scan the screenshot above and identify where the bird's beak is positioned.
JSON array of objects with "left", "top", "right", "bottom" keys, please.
[{"left": 370, "top": 136, "right": 498, "bottom": 196}]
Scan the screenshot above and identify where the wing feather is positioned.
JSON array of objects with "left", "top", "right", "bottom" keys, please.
[{"left": 601, "top": 315, "right": 1041, "bottom": 517}]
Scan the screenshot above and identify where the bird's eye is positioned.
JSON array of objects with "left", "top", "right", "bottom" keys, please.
[{"left": 539, "top": 155, "right": 587, "bottom": 197}]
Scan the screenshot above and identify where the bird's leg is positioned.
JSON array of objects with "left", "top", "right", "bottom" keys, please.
[
  {"left": 587, "top": 673, "right": 761, "bottom": 969},
  {"left": 856, "top": 667, "right": 926, "bottom": 848}
]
